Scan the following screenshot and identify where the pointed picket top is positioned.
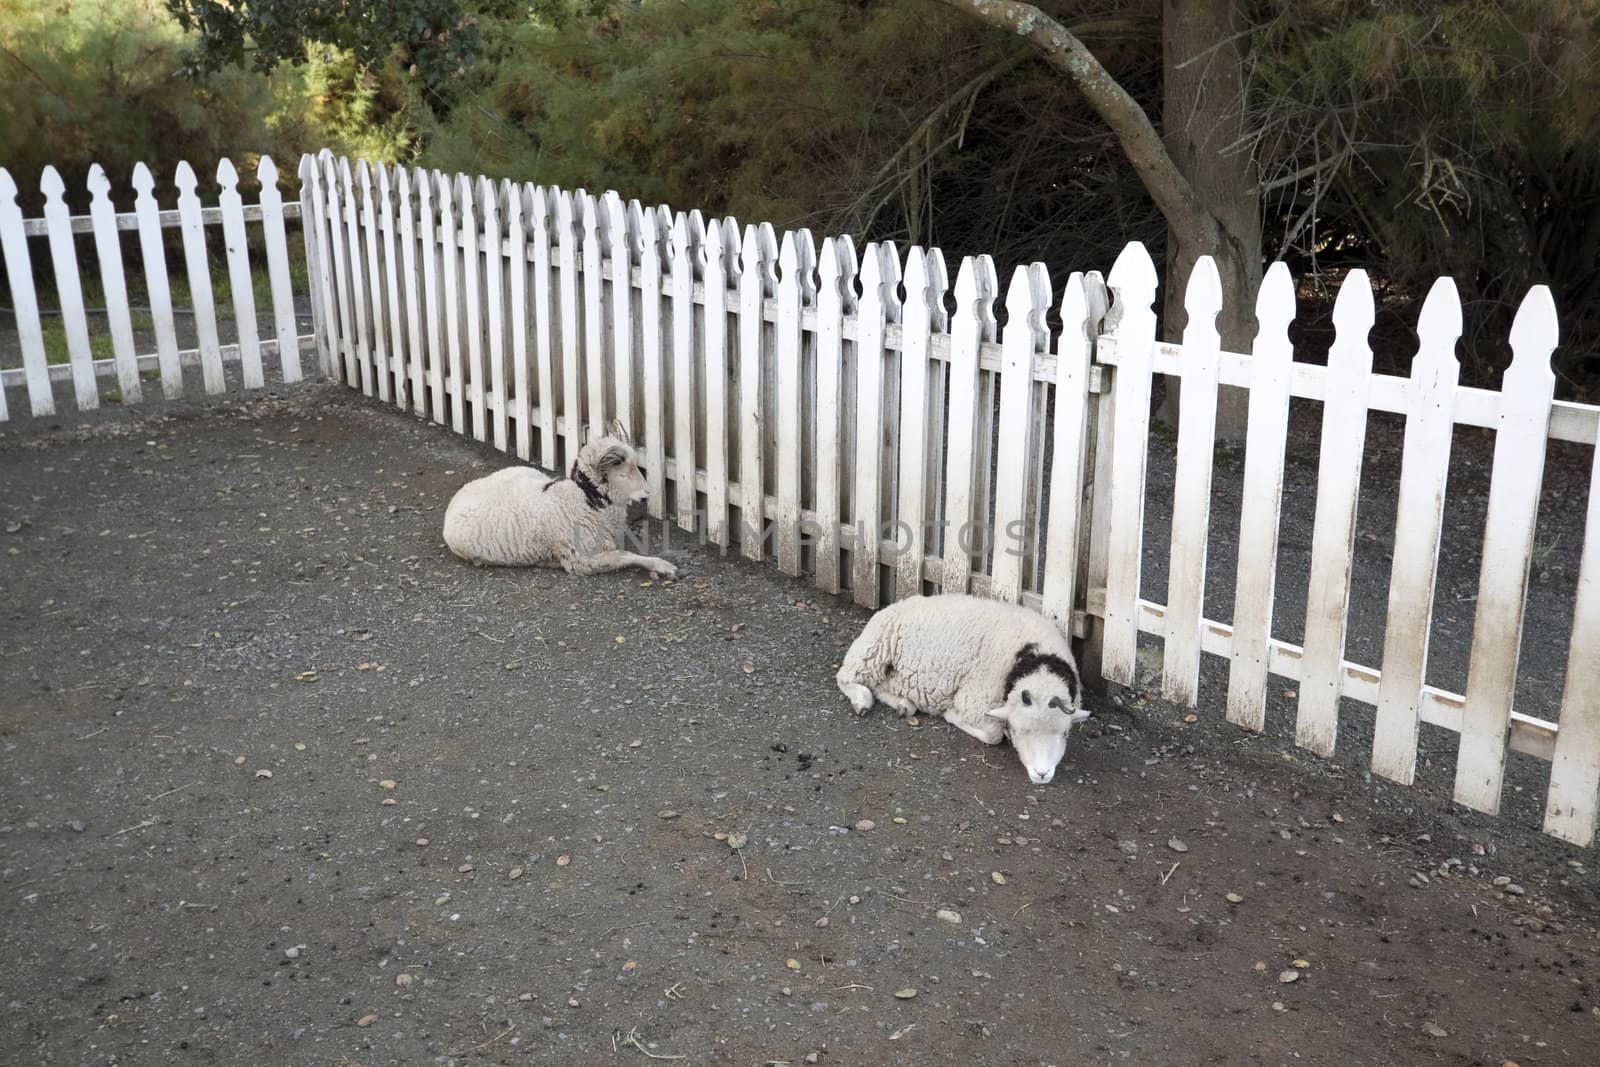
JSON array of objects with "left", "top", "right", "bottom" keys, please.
[
  {"left": 1409, "top": 275, "right": 1463, "bottom": 384},
  {"left": 216, "top": 156, "right": 239, "bottom": 191},
  {"left": 829, "top": 234, "right": 858, "bottom": 309},
  {"left": 86, "top": 162, "right": 112, "bottom": 200},
  {"left": 581, "top": 190, "right": 600, "bottom": 247},
  {"left": 626, "top": 199, "right": 648, "bottom": 259},
  {"left": 704, "top": 216, "right": 726, "bottom": 279},
  {"left": 778, "top": 229, "right": 799, "bottom": 288},
  {"left": 454, "top": 171, "right": 475, "bottom": 222},
  {"left": 0, "top": 166, "right": 14, "bottom": 202},
  {"left": 902, "top": 247, "right": 936, "bottom": 330},
  {"left": 875, "top": 240, "right": 904, "bottom": 321},
  {"left": 1330, "top": 268, "right": 1376, "bottom": 353},
  {"left": 858, "top": 239, "right": 885, "bottom": 314},
  {"left": 257, "top": 155, "right": 279, "bottom": 190},
  {"left": 1506, "top": 284, "right": 1559, "bottom": 390},
  {"left": 357, "top": 158, "right": 373, "bottom": 190},
  {"left": 1107, "top": 240, "right": 1158, "bottom": 311},
  {"left": 40, "top": 164, "right": 66, "bottom": 199},
  {"left": 922, "top": 247, "right": 951, "bottom": 330},
  {"left": 825, "top": 235, "right": 851, "bottom": 302},
  {"left": 131, "top": 161, "right": 155, "bottom": 197},
  {"left": 686, "top": 208, "right": 707, "bottom": 258},
  {"left": 671, "top": 210, "right": 690, "bottom": 266},
  {"left": 434, "top": 169, "right": 453, "bottom": 212},
  {"left": 1028, "top": 261, "right": 1051, "bottom": 331},
  {"left": 394, "top": 162, "right": 411, "bottom": 200},
  {"left": 297, "top": 152, "right": 315, "bottom": 187},
  {"left": 952, "top": 254, "right": 1000, "bottom": 341},
  {"left": 718, "top": 214, "right": 741, "bottom": 277},
  {"left": 530, "top": 183, "right": 549, "bottom": 228},
  {"left": 793, "top": 230, "right": 819, "bottom": 300},
  {"left": 1183, "top": 254, "right": 1224, "bottom": 326},
  {"left": 1059, "top": 270, "right": 1091, "bottom": 344},
  {"left": 1254, "top": 260, "right": 1296, "bottom": 341},
  {"left": 755, "top": 223, "right": 779, "bottom": 293},
  {"left": 1003, "top": 263, "right": 1042, "bottom": 343}
]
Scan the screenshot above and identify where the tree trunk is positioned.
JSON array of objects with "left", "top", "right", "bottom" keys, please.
[{"left": 1157, "top": 0, "right": 1262, "bottom": 437}]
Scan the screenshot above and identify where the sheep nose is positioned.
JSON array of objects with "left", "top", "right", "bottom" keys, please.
[{"left": 1030, "top": 769, "right": 1054, "bottom": 784}]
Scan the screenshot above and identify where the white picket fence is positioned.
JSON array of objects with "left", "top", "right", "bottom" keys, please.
[
  {"left": 293, "top": 150, "right": 1600, "bottom": 847},
  {"left": 5, "top": 148, "right": 1598, "bottom": 849},
  {"left": 0, "top": 157, "right": 313, "bottom": 419}
]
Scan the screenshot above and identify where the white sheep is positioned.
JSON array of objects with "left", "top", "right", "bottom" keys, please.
[
  {"left": 836, "top": 593, "right": 1090, "bottom": 784},
  {"left": 442, "top": 421, "right": 678, "bottom": 578}
]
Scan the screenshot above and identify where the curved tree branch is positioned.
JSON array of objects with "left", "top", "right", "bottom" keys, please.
[{"left": 933, "top": 0, "right": 1220, "bottom": 250}]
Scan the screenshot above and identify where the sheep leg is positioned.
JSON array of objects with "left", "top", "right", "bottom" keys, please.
[
  {"left": 874, "top": 690, "right": 920, "bottom": 719},
  {"left": 837, "top": 678, "right": 875, "bottom": 714},
  {"left": 943, "top": 707, "right": 1006, "bottom": 746},
  {"left": 567, "top": 550, "right": 679, "bottom": 579}
]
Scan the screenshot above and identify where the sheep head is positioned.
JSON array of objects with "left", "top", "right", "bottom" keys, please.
[
  {"left": 574, "top": 423, "right": 648, "bottom": 505},
  {"left": 986, "top": 653, "right": 1089, "bottom": 785}
]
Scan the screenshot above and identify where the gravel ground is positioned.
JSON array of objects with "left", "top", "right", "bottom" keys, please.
[{"left": 1, "top": 384, "right": 1596, "bottom": 1066}]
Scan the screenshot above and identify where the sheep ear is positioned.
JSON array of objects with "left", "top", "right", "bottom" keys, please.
[
  {"left": 610, "top": 417, "right": 629, "bottom": 443},
  {"left": 1047, "top": 695, "right": 1064, "bottom": 711},
  {"left": 984, "top": 706, "right": 1011, "bottom": 722}
]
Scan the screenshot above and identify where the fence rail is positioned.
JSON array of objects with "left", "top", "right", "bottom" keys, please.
[{"left": 0, "top": 157, "right": 313, "bottom": 420}]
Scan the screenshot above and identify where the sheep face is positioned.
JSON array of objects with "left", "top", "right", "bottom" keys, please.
[
  {"left": 577, "top": 421, "right": 649, "bottom": 505},
  {"left": 986, "top": 685, "right": 1090, "bottom": 785}
]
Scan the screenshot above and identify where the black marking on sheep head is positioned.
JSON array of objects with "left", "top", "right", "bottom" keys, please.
[
  {"left": 988, "top": 644, "right": 1090, "bottom": 785},
  {"left": 573, "top": 434, "right": 649, "bottom": 508}
]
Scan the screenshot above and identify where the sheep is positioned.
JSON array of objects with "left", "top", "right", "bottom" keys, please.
[
  {"left": 835, "top": 593, "right": 1090, "bottom": 784},
  {"left": 442, "top": 420, "right": 678, "bottom": 578}
]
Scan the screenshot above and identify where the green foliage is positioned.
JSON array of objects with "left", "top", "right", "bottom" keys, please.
[
  {"left": 165, "top": 0, "right": 482, "bottom": 90},
  {"left": 0, "top": 0, "right": 422, "bottom": 213},
  {"left": 0, "top": 0, "right": 278, "bottom": 209},
  {"left": 420, "top": 0, "right": 1162, "bottom": 269},
  {"left": 1247, "top": 0, "right": 1600, "bottom": 380}
]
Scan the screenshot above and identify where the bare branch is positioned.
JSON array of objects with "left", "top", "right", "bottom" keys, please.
[{"left": 933, "top": 0, "right": 1220, "bottom": 250}]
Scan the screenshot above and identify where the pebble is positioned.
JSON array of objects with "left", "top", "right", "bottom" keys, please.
[
  {"left": 1278, "top": 970, "right": 1299, "bottom": 984},
  {"left": 1225, "top": 892, "right": 1244, "bottom": 904},
  {"left": 1421, "top": 1021, "right": 1448, "bottom": 1038},
  {"left": 1167, "top": 838, "right": 1188, "bottom": 853},
  {"left": 457, "top": 864, "right": 474, "bottom": 874},
  {"left": 1117, "top": 840, "right": 1138, "bottom": 857},
  {"left": 64, "top": 820, "right": 87, "bottom": 833},
  {"left": 395, "top": 974, "right": 414, "bottom": 988},
  {"left": 854, "top": 820, "right": 876, "bottom": 832},
  {"left": 805, "top": 1054, "right": 820, "bottom": 1064},
  {"left": 284, "top": 946, "right": 300, "bottom": 959},
  {"left": 356, "top": 1013, "right": 379, "bottom": 1027},
  {"left": 509, "top": 867, "right": 525, "bottom": 880},
  {"left": 935, "top": 909, "right": 962, "bottom": 925},
  {"left": 814, "top": 917, "right": 829, "bottom": 928},
  {"left": 1505, "top": 883, "right": 1526, "bottom": 896},
  {"left": 991, "top": 871, "right": 1007, "bottom": 885},
  {"left": 1492, "top": 876, "right": 1512, "bottom": 887},
  {"left": 233, "top": 756, "right": 247, "bottom": 765},
  {"left": 415, "top": 837, "right": 430, "bottom": 847},
  {"left": 255, "top": 769, "right": 273, "bottom": 779},
  {"left": 894, "top": 988, "right": 918, "bottom": 999},
  {"left": 657, "top": 810, "right": 679, "bottom": 820}
]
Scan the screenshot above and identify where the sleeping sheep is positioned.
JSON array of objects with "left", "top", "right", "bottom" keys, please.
[
  {"left": 836, "top": 593, "right": 1090, "bottom": 784},
  {"left": 442, "top": 421, "right": 678, "bottom": 578}
]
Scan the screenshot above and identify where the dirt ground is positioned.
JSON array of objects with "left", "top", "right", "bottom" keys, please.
[{"left": 2, "top": 384, "right": 1597, "bottom": 1067}]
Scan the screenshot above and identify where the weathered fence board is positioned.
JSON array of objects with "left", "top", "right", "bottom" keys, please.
[
  {"left": 1369, "top": 280, "right": 1463, "bottom": 784},
  {"left": 1296, "top": 271, "right": 1375, "bottom": 757},
  {"left": 1224, "top": 263, "right": 1296, "bottom": 730},
  {"left": 1454, "top": 288, "right": 1559, "bottom": 814}
]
